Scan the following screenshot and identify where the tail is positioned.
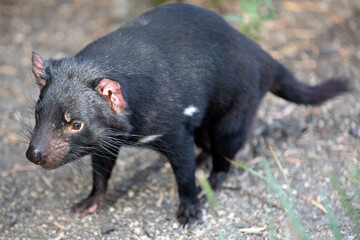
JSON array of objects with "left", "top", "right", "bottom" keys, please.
[{"left": 271, "top": 64, "right": 350, "bottom": 105}]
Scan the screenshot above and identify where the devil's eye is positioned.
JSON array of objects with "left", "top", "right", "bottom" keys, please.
[{"left": 71, "top": 121, "right": 83, "bottom": 131}]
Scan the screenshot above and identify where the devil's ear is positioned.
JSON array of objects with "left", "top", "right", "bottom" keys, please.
[
  {"left": 96, "top": 78, "right": 126, "bottom": 114},
  {"left": 32, "top": 52, "right": 46, "bottom": 88}
]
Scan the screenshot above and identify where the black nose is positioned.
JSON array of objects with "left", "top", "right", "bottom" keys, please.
[{"left": 26, "top": 145, "right": 46, "bottom": 165}]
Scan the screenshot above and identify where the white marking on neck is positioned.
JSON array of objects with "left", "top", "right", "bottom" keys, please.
[
  {"left": 138, "top": 134, "right": 162, "bottom": 144},
  {"left": 183, "top": 105, "right": 198, "bottom": 117}
]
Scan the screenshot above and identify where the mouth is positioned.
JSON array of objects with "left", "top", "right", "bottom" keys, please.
[
  {"left": 42, "top": 151, "right": 84, "bottom": 169},
  {"left": 37, "top": 159, "right": 63, "bottom": 169}
]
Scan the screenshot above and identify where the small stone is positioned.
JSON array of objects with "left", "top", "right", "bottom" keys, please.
[
  {"left": 227, "top": 212, "right": 234, "bottom": 219},
  {"left": 100, "top": 223, "right": 115, "bottom": 235},
  {"left": 133, "top": 227, "right": 141, "bottom": 235},
  {"left": 128, "top": 190, "right": 134, "bottom": 198},
  {"left": 234, "top": 222, "right": 250, "bottom": 228},
  {"left": 172, "top": 222, "right": 179, "bottom": 229},
  {"left": 10, "top": 217, "right": 17, "bottom": 227},
  {"left": 320, "top": 43, "right": 337, "bottom": 55},
  {"left": 349, "top": 128, "right": 359, "bottom": 138},
  {"left": 217, "top": 210, "right": 226, "bottom": 216}
]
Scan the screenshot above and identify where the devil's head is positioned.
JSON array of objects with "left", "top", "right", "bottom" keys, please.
[{"left": 26, "top": 52, "right": 130, "bottom": 168}]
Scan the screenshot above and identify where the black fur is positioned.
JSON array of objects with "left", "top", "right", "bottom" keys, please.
[{"left": 26, "top": 3, "right": 349, "bottom": 228}]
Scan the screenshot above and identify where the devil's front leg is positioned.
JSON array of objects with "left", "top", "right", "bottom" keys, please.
[
  {"left": 72, "top": 153, "right": 117, "bottom": 217},
  {"left": 163, "top": 129, "right": 202, "bottom": 228}
]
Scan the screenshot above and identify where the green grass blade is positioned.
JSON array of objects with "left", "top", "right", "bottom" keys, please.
[
  {"left": 269, "top": 145, "right": 294, "bottom": 203},
  {"left": 321, "top": 192, "right": 343, "bottom": 240},
  {"left": 348, "top": 164, "right": 360, "bottom": 203},
  {"left": 261, "top": 159, "right": 311, "bottom": 240},
  {"left": 196, "top": 170, "right": 221, "bottom": 210},
  {"left": 239, "top": 0, "right": 259, "bottom": 17},
  {"left": 153, "top": 0, "right": 166, "bottom": 6},
  {"left": 267, "top": 183, "right": 276, "bottom": 240},
  {"left": 227, "top": 157, "right": 310, "bottom": 240},
  {"left": 218, "top": 231, "right": 226, "bottom": 240},
  {"left": 330, "top": 171, "right": 360, "bottom": 239},
  {"left": 223, "top": 14, "right": 243, "bottom": 23},
  {"left": 262, "top": 0, "right": 276, "bottom": 19},
  {"left": 226, "top": 158, "right": 269, "bottom": 182}
]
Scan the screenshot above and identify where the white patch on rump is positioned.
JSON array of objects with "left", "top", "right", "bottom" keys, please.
[
  {"left": 138, "top": 134, "right": 162, "bottom": 144},
  {"left": 183, "top": 105, "right": 199, "bottom": 117}
]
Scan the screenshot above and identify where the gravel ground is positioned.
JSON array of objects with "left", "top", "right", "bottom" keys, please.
[{"left": 0, "top": 0, "right": 359, "bottom": 239}]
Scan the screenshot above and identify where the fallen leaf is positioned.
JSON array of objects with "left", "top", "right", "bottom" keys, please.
[
  {"left": 239, "top": 226, "right": 266, "bottom": 233},
  {"left": 283, "top": 1, "right": 303, "bottom": 12}
]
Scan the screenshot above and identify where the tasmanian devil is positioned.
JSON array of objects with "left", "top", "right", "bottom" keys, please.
[{"left": 26, "top": 3, "right": 349, "bottom": 227}]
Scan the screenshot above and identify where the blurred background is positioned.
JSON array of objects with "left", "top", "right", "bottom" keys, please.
[{"left": 0, "top": 0, "right": 359, "bottom": 239}]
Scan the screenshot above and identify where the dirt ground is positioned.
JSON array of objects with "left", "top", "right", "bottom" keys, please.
[{"left": 0, "top": 0, "right": 359, "bottom": 239}]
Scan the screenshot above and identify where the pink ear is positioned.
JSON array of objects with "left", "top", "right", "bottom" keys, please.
[
  {"left": 96, "top": 78, "right": 126, "bottom": 114},
  {"left": 32, "top": 52, "right": 46, "bottom": 88}
]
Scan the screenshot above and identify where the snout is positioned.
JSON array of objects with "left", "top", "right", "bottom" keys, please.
[
  {"left": 25, "top": 137, "right": 71, "bottom": 169},
  {"left": 26, "top": 145, "right": 47, "bottom": 165}
]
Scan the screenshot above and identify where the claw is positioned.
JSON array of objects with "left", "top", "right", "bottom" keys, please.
[
  {"left": 176, "top": 202, "right": 202, "bottom": 228},
  {"left": 71, "top": 194, "right": 105, "bottom": 217}
]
